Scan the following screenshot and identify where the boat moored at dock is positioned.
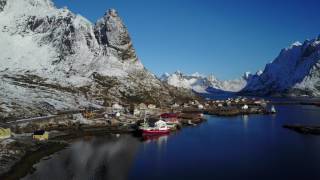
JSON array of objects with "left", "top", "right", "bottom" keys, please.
[{"left": 139, "top": 116, "right": 170, "bottom": 135}]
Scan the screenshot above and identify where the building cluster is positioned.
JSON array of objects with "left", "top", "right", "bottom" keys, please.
[{"left": 206, "top": 97, "right": 268, "bottom": 109}]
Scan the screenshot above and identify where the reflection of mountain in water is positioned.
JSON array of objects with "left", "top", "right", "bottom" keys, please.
[{"left": 22, "top": 135, "right": 140, "bottom": 180}]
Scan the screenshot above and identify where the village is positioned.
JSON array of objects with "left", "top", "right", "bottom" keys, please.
[{"left": 0, "top": 96, "right": 276, "bottom": 177}]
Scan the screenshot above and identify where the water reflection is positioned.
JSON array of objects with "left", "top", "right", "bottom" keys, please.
[
  {"left": 142, "top": 135, "right": 168, "bottom": 149},
  {"left": 21, "top": 105, "right": 320, "bottom": 180},
  {"left": 242, "top": 115, "right": 249, "bottom": 129},
  {"left": 22, "top": 135, "right": 140, "bottom": 180}
]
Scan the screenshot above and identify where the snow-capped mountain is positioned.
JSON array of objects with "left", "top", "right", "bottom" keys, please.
[
  {"left": 0, "top": 0, "right": 194, "bottom": 119},
  {"left": 242, "top": 37, "right": 320, "bottom": 97},
  {"left": 160, "top": 71, "right": 250, "bottom": 94}
]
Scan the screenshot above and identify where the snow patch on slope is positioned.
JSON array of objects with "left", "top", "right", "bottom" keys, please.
[{"left": 0, "top": 32, "right": 56, "bottom": 72}]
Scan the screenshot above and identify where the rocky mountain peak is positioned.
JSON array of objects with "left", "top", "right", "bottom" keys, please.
[
  {"left": 0, "top": 0, "right": 196, "bottom": 119},
  {"left": 106, "top": 8, "right": 118, "bottom": 17},
  {"left": 94, "top": 8, "right": 137, "bottom": 61}
]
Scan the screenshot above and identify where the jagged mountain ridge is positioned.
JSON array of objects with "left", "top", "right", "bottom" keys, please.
[
  {"left": 242, "top": 37, "right": 320, "bottom": 97},
  {"left": 0, "top": 0, "right": 195, "bottom": 119},
  {"left": 0, "top": 0, "right": 143, "bottom": 81},
  {"left": 160, "top": 71, "right": 250, "bottom": 94}
]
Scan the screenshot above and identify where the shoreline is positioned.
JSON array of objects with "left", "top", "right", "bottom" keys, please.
[
  {"left": 0, "top": 142, "right": 67, "bottom": 180},
  {"left": 1, "top": 99, "right": 319, "bottom": 179},
  {"left": 0, "top": 126, "right": 135, "bottom": 180}
]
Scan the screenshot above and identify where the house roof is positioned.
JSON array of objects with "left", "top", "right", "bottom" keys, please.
[{"left": 33, "top": 130, "right": 46, "bottom": 135}]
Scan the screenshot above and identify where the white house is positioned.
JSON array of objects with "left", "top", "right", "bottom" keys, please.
[
  {"left": 133, "top": 109, "right": 141, "bottom": 116},
  {"left": 155, "top": 120, "right": 168, "bottom": 129},
  {"left": 139, "top": 103, "right": 147, "bottom": 110},
  {"left": 112, "top": 103, "right": 123, "bottom": 111},
  {"left": 147, "top": 104, "right": 156, "bottom": 109},
  {"left": 254, "top": 100, "right": 261, "bottom": 104},
  {"left": 242, "top": 104, "right": 249, "bottom": 110},
  {"left": 171, "top": 103, "right": 180, "bottom": 108}
]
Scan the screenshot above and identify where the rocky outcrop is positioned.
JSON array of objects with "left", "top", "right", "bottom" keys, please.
[{"left": 94, "top": 9, "right": 137, "bottom": 61}]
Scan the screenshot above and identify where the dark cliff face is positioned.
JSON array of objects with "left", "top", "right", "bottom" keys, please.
[
  {"left": 94, "top": 9, "right": 137, "bottom": 61},
  {"left": 27, "top": 14, "right": 78, "bottom": 57},
  {"left": 24, "top": 11, "right": 98, "bottom": 62},
  {"left": 0, "top": 0, "right": 6, "bottom": 12},
  {"left": 24, "top": 7, "right": 138, "bottom": 62}
]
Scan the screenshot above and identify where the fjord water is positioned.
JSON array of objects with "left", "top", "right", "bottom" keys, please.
[{"left": 23, "top": 105, "right": 320, "bottom": 180}]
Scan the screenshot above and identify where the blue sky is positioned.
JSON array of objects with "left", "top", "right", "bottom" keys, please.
[{"left": 53, "top": 0, "right": 320, "bottom": 80}]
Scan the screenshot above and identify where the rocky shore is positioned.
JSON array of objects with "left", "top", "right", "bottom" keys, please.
[
  {"left": 0, "top": 125, "right": 136, "bottom": 180},
  {"left": 0, "top": 141, "right": 66, "bottom": 180}
]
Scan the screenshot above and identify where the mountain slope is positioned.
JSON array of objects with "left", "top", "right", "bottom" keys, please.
[
  {"left": 0, "top": 0, "right": 194, "bottom": 120},
  {"left": 242, "top": 37, "right": 320, "bottom": 97}
]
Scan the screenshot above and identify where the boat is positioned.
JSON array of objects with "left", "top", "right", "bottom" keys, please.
[
  {"left": 139, "top": 115, "right": 170, "bottom": 135},
  {"left": 140, "top": 120, "right": 170, "bottom": 135},
  {"left": 165, "top": 123, "right": 179, "bottom": 131},
  {"left": 270, "top": 105, "right": 276, "bottom": 113},
  {"left": 159, "top": 113, "right": 182, "bottom": 130},
  {"left": 187, "top": 120, "right": 197, "bottom": 126},
  {"left": 165, "top": 118, "right": 179, "bottom": 124}
]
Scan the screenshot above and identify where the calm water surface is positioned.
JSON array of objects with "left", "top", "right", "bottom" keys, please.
[{"left": 22, "top": 105, "right": 320, "bottom": 180}]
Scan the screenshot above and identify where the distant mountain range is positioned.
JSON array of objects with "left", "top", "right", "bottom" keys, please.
[
  {"left": 160, "top": 71, "right": 251, "bottom": 94},
  {"left": 161, "top": 36, "right": 320, "bottom": 97}
]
